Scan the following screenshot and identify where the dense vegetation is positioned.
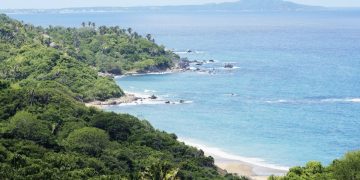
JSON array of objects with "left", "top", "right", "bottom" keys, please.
[
  {"left": 0, "top": 83, "right": 241, "bottom": 179},
  {"left": 46, "top": 21, "right": 178, "bottom": 74},
  {"left": 0, "top": 13, "right": 179, "bottom": 101},
  {"left": 0, "top": 15, "right": 124, "bottom": 102},
  {"left": 0, "top": 14, "right": 241, "bottom": 179},
  {"left": 269, "top": 151, "right": 360, "bottom": 180}
]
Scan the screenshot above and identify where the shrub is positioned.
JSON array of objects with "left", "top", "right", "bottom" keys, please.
[{"left": 64, "top": 127, "right": 110, "bottom": 156}]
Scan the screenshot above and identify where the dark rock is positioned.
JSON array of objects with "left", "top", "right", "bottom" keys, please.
[
  {"left": 209, "top": 59, "right": 215, "bottom": 63},
  {"left": 179, "top": 100, "right": 185, "bottom": 103},
  {"left": 165, "top": 101, "right": 170, "bottom": 104},
  {"left": 150, "top": 94, "right": 157, "bottom": 99},
  {"left": 178, "top": 58, "right": 190, "bottom": 69},
  {"left": 224, "top": 64, "right": 234, "bottom": 68}
]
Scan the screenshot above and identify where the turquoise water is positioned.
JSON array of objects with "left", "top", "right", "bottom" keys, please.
[{"left": 9, "top": 11, "right": 360, "bottom": 168}]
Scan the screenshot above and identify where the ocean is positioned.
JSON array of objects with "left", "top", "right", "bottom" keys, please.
[{"left": 9, "top": 10, "right": 360, "bottom": 169}]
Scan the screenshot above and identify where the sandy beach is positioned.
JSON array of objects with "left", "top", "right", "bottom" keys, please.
[{"left": 179, "top": 139, "right": 288, "bottom": 180}]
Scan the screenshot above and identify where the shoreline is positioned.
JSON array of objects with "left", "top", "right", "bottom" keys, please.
[
  {"left": 112, "top": 58, "right": 235, "bottom": 78},
  {"left": 179, "top": 138, "right": 288, "bottom": 180},
  {"left": 87, "top": 66, "right": 194, "bottom": 109},
  {"left": 91, "top": 66, "right": 289, "bottom": 179},
  {"left": 85, "top": 91, "right": 190, "bottom": 109}
]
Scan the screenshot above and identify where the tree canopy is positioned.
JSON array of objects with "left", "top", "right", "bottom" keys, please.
[{"left": 269, "top": 151, "right": 360, "bottom": 180}]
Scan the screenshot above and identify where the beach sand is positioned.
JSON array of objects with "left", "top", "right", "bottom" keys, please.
[{"left": 179, "top": 139, "right": 288, "bottom": 180}]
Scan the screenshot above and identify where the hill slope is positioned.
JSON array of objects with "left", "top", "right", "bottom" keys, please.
[
  {"left": 0, "top": 14, "right": 241, "bottom": 179},
  {"left": 208, "top": 0, "right": 321, "bottom": 11}
]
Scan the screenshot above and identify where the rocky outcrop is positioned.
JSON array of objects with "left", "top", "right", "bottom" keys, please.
[{"left": 224, "top": 64, "right": 234, "bottom": 68}]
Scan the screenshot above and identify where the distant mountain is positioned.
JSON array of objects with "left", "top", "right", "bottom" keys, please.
[
  {"left": 136, "top": 0, "right": 324, "bottom": 12},
  {"left": 204, "top": 0, "right": 323, "bottom": 11},
  {"left": 0, "top": 0, "right": 325, "bottom": 14}
]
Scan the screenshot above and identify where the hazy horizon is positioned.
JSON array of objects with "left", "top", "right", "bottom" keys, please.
[{"left": 1, "top": 0, "right": 360, "bottom": 9}]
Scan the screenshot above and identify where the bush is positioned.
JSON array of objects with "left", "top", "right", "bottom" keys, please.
[
  {"left": 90, "top": 112, "right": 134, "bottom": 141},
  {"left": 64, "top": 127, "right": 110, "bottom": 156},
  {"left": 0, "top": 80, "right": 10, "bottom": 90},
  {"left": 7, "top": 111, "right": 53, "bottom": 146},
  {"left": 270, "top": 152, "right": 360, "bottom": 180},
  {"left": 332, "top": 151, "right": 360, "bottom": 180}
]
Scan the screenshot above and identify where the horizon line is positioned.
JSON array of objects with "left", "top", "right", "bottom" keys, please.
[{"left": 1, "top": 1, "right": 360, "bottom": 11}]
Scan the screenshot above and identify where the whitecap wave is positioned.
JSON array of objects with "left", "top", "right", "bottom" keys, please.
[
  {"left": 320, "top": 98, "right": 360, "bottom": 103},
  {"left": 265, "top": 98, "right": 360, "bottom": 104},
  {"left": 174, "top": 50, "right": 205, "bottom": 54},
  {"left": 146, "top": 71, "right": 174, "bottom": 75},
  {"left": 144, "top": 89, "right": 157, "bottom": 93},
  {"left": 212, "top": 66, "right": 241, "bottom": 70},
  {"left": 174, "top": 51, "right": 188, "bottom": 54},
  {"left": 224, "top": 93, "right": 238, "bottom": 96},
  {"left": 129, "top": 71, "right": 173, "bottom": 76},
  {"left": 114, "top": 75, "right": 126, "bottom": 79},
  {"left": 116, "top": 101, "right": 166, "bottom": 106},
  {"left": 194, "top": 51, "right": 205, "bottom": 54},
  {"left": 115, "top": 99, "right": 193, "bottom": 106},
  {"left": 265, "top": 99, "right": 290, "bottom": 104},
  {"left": 349, "top": 98, "right": 360, "bottom": 103}
]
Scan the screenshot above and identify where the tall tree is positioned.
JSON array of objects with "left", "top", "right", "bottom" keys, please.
[
  {"left": 127, "top": 27, "right": 132, "bottom": 35},
  {"left": 146, "top": 34, "right": 152, "bottom": 41}
]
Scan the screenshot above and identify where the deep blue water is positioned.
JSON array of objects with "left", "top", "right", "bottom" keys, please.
[{"left": 9, "top": 11, "right": 360, "bottom": 168}]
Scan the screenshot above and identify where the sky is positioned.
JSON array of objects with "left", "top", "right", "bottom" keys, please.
[{"left": 0, "top": 0, "right": 360, "bottom": 9}]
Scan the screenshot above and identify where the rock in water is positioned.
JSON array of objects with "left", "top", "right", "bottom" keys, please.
[
  {"left": 224, "top": 64, "right": 234, "bottom": 68},
  {"left": 150, "top": 94, "right": 157, "bottom": 99}
]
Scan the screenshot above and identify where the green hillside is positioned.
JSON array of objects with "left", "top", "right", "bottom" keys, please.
[{"left": 0, "top": 14, "right": 241, "bottom": 179}]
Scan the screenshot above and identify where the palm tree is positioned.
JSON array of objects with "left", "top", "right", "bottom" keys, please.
[
  {"left": 146, "top": 34, "right": 152, "bottom": 41},
  {"left": 127, "top": 27, "right": 132, "bottom": 35},
  {"left": 140, "top": 162, "right": 179, "bottom": 180},
  {"left": 99, "top": 26, "right": 107, "bottom": 35},
  {"left": 81, "top": 22, "right": 86, "bottom": 27},
  {"left": 114, "top": 26, "right": 120, "bottom": 35},
  {"left": 133, "top": 32, "right": 139, "bottom": 39}
]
